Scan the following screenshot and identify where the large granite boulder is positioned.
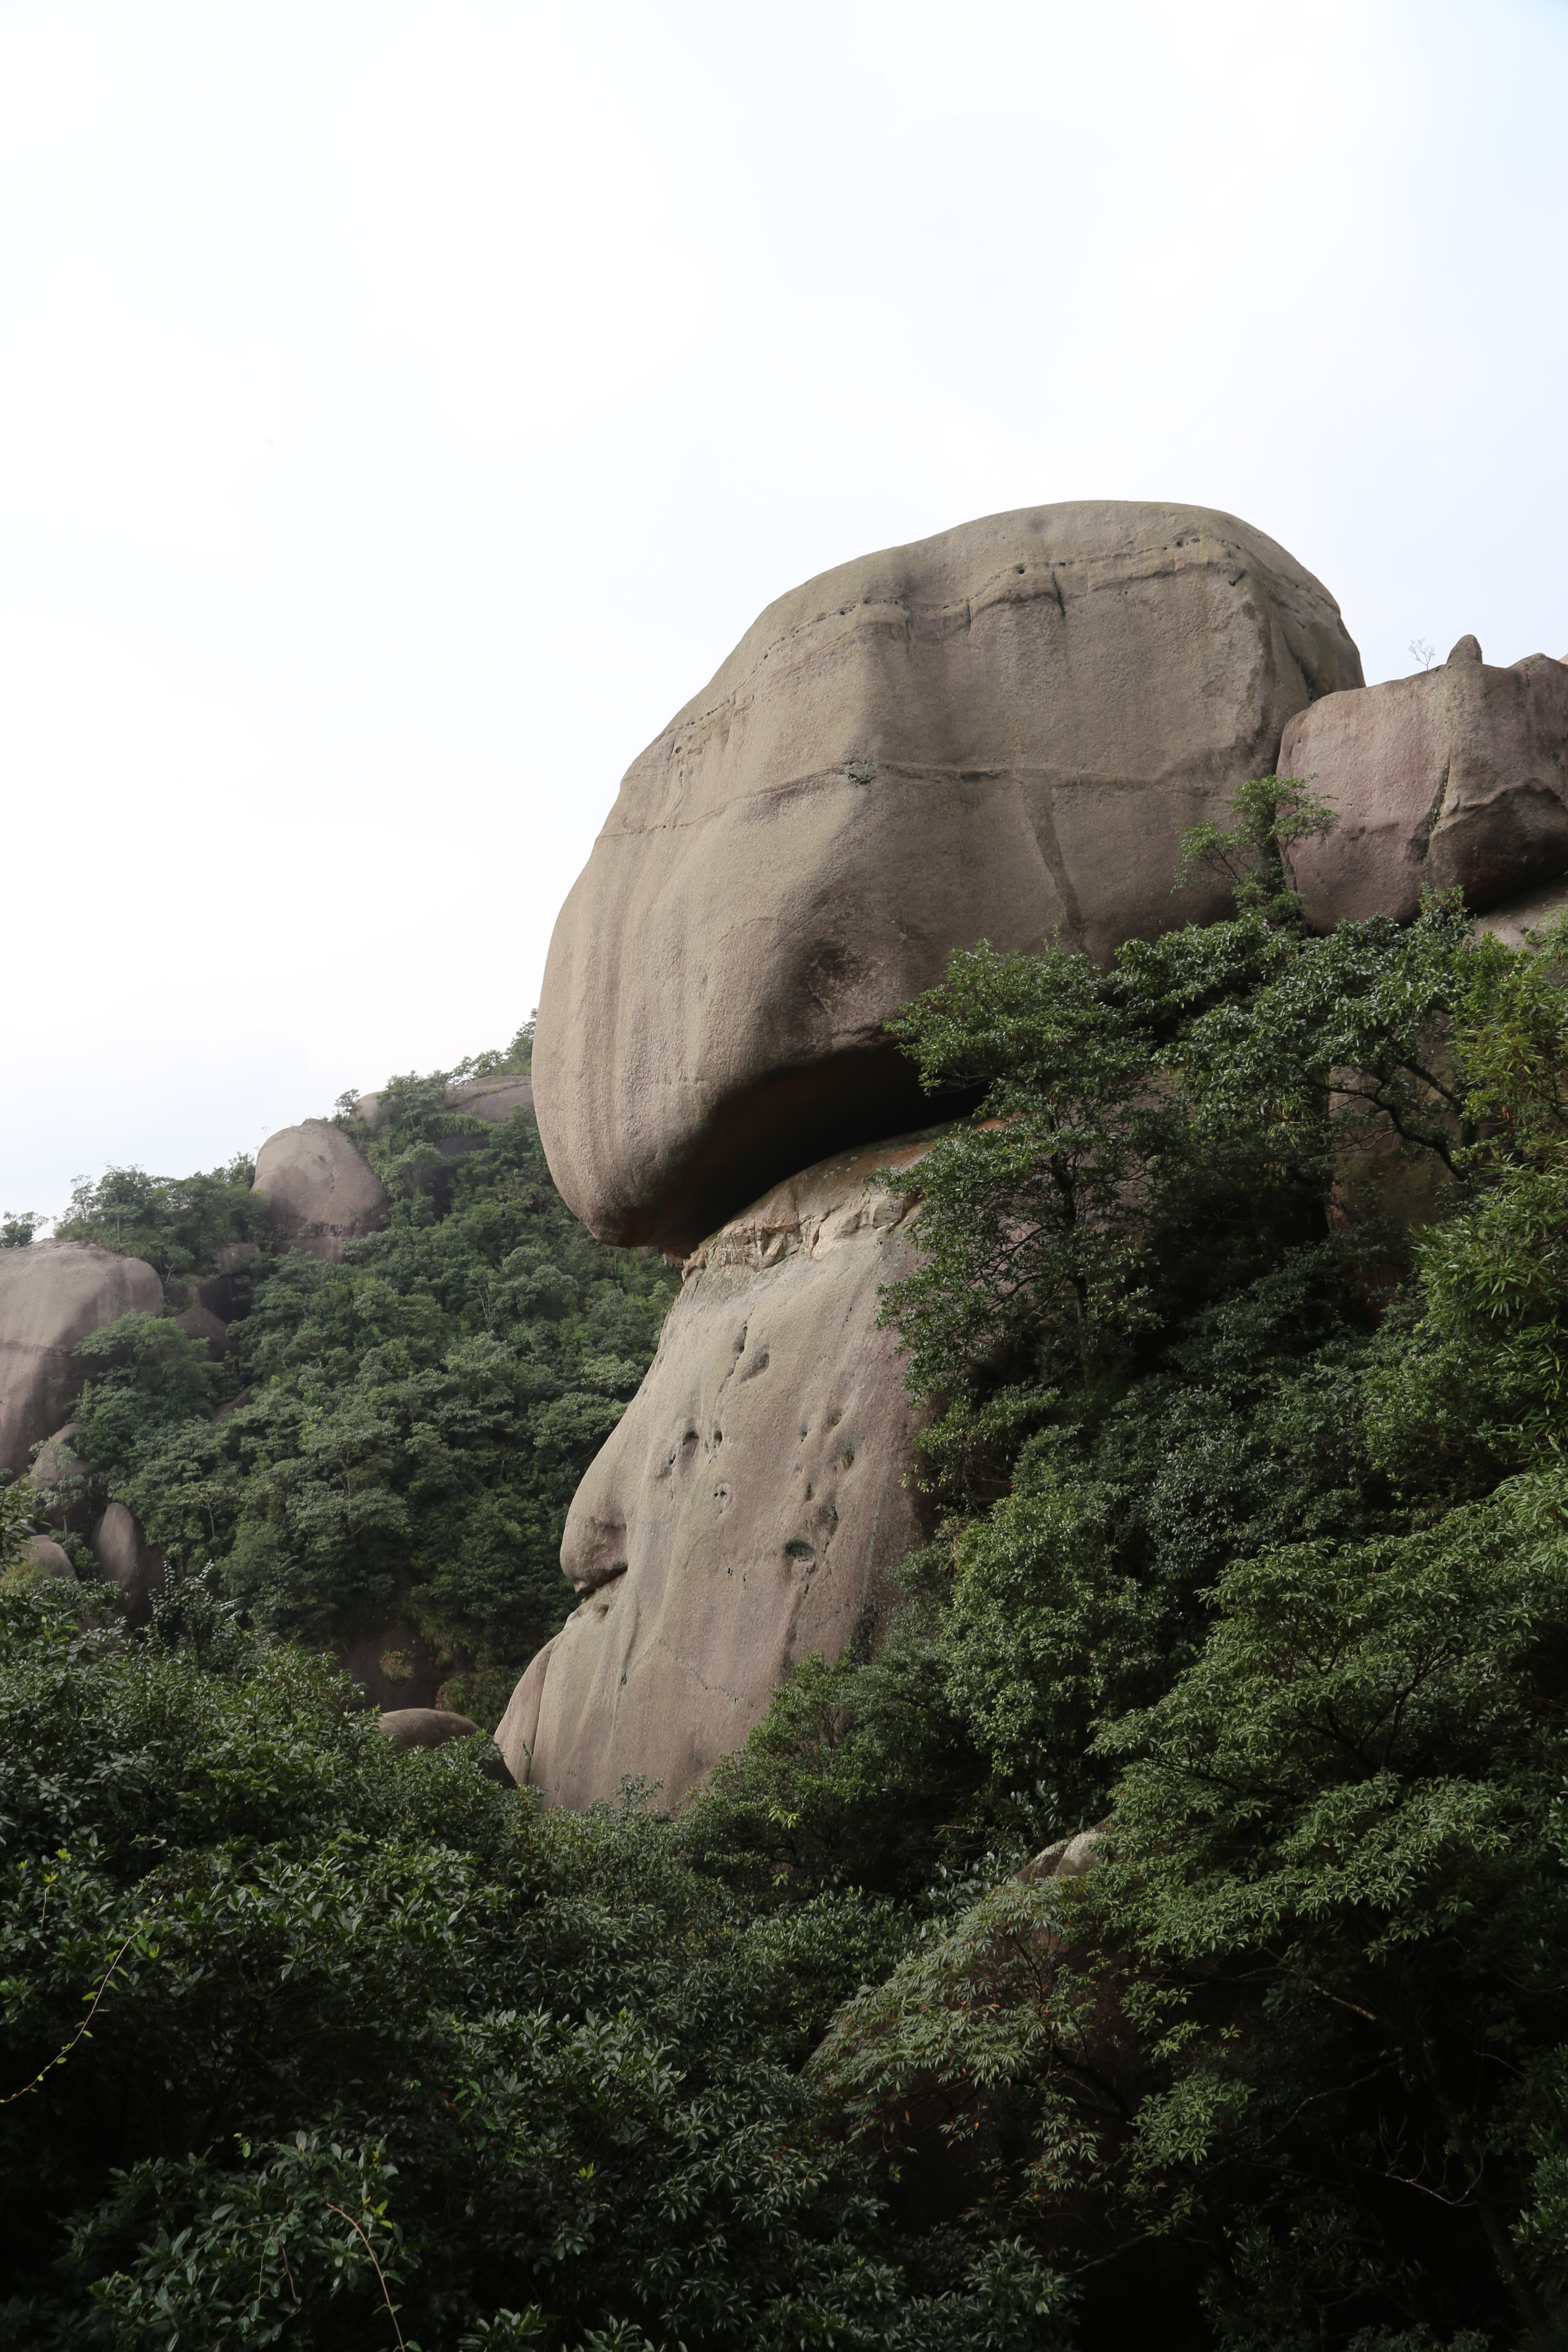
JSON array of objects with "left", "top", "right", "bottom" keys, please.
[
  {"left": 1289, "top": 642, "right": 1568, "bottom": 928},
  {"left": 0, "top": 1243, "right": 162, "bottom": 1474},
  {"left": 533, "top": 501, "right": 1363, "bottom": 1250},
  {"left": 252, "top": 1120, "right": 387, "bottom": 1262},
  {"left": 495, "top": 1133, "right": 940, "bottom": 1807},
  {"left": 173, "top": 1303, "right": 232, "bottom": 1359}
]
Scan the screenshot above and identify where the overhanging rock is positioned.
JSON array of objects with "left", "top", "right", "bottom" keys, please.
[{"left": 532, "top": 500, "right": 1363, "bottom": 1253}]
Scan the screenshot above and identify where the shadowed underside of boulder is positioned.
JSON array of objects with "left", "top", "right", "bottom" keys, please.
[
  {"left": 1289, "top": 646, "right": 1568, "bottom": 928},
  {"left": 0, "top": 1243, "right": 163, "bottom": 1474},
  {"left": 533, "top": 499, "right": 1363, "bottom": 1250},
  {"left": 495, "top": 1133, "right": 941, "bottom": 1807},
  {"left": 1475, "top": 870, "right": 1568, "bottom": 949}
]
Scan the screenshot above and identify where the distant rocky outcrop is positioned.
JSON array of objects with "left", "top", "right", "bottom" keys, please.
[
  {"left": 251, "top": 1119, "right": 387, "bottom": 1261},
  {"left": 495, "top": 1135, "right": 937, "bottom": 1805},
  {"left": 532, "top": 501, "right": 1364, "bottom": 1253},
  {"left": 1288, "top": 642, "right": 1568, "bottom": 928},
  {"left": 355, "top": 1074, "right": 534, "bottom": 1134},
  {"left": 0, "top": 1243, "right": 162, "bottom": 1474}
]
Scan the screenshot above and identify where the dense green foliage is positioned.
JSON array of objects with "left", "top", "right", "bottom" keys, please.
[
  {"left": 685, "top": 794, "right": 1568, "bottom": 2344},
  {"left": 0, "top": 1574, "right": 1065, "bottom": 2348},
  {"left": 37, "top": 1068, "right": 677, "bottom": 1721},
  {"left": 5, "top": 789, "right": 1567, "bottom": 2346},
  {"left": 54, "top": 1160, "right": 271, "bottom": 1287}
]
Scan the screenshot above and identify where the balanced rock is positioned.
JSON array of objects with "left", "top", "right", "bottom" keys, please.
[
  {"left": 252, "top": 1120, "right": 387, "bottom": 1262},
  {"left": 496, "top": 1133, "right": 939, "bottom": 1807},
  {"left": 0, "top": 1243, "right": 162, "bottom": 1474},
  {"left": 1288, "top": 648, "right": 1568, "bottom": 928},
  {"left": 533, "top": 501, "right": 1363, "bottom": 1250}
]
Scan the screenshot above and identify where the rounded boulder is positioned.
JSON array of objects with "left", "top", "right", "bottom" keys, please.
[
  {"left": 252, "top": 1120, "right": 387, "bottom": 1262},
  {"left": 21, "top": 1535, "right": 77, "bottom": 1581},
  {"left": 533, "top": 500, "right": 1363, "bottom": 1251}
]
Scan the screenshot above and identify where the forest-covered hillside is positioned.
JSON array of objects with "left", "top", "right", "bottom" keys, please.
[
  {"left": 3, "top": 791, "right": 1567, "bottom": 2349},
  {"left": 31, "top": 1050, "right": 678, "bottom": 1721}
]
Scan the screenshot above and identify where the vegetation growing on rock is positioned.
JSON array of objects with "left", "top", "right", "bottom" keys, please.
[
  {"left": 4, "top": 795, "right": 1568, "bottom": 2345},
  {"left": 34, "top": 1057, "right": 677, "bottom": 1721}
]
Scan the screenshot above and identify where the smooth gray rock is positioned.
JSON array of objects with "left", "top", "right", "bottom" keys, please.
[
  {"left": 378, "top": 1706, "right": 483, "bottom": 1747},
  {"left": 252, "top": 1120, "right": 387, "bottom": 1262},
  {"left": 532, "top": 501, "right": 1363, "bottom": 1251},
  {"left": 1288, "top": 651, "right": 1568, "bottom": 927},
  {"left": 355, "top": 1075, "right": 534, "bottom": 1134},
  {"left": 450, "top": 1076, "right": 535, "bottom": 1124},
  {"left": 0, "top": 1244, "right": 162, "bottom": 1474}
]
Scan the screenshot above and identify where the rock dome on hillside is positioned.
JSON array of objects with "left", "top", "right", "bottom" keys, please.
[{"left": 531, "top": 500, "right": 1364, "bottom": 1253}]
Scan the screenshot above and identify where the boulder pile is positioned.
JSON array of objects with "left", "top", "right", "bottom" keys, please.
[{"left": 514, "top": 498, "right": 1568, "bottom": 1808}]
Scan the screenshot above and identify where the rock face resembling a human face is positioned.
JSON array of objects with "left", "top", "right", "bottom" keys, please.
[{"left": 494, "top": 1136, "right": 938, "bottom": 1807}]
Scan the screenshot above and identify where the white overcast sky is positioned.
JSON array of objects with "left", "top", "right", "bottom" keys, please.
[{"left": 2, "top": 0, "right": 1565, "bottom": 1218}]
